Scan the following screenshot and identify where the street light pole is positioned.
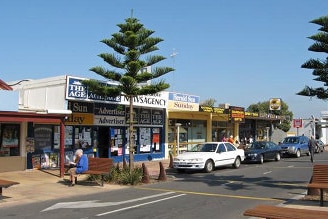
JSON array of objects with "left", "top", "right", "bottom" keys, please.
[
  {"left": 311, "top": 115, "right": 316, "bottom": 139},
  {"left": 266, "top": 127, "right": 270, "bottom": 141}
]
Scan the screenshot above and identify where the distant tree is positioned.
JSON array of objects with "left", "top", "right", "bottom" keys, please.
[
  {"left": 247, "top": 101, "right": 293, "bottom": 132},
  {"left": 200, "top": 98, "right": 217, "bottom": 107},
  {"left": 297, "top": 15, "right": 328, "bottom": 99},
  {"left": 83, "top": 17, "right": 174, "bottom": 170}
]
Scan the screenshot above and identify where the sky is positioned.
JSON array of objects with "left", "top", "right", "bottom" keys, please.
[{"left": 1, "top": 0, "right": 328, "bottom": 119}]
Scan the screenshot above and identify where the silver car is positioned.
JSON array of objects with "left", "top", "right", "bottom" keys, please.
[{"left": 279, "top": 136, "right": 310, "bottom": 158}]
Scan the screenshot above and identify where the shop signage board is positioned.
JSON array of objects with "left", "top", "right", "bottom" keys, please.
[
  {"left": 293, "top": 119, "right": 303, "bottom": 128},
  {"left": 167, "top": 92, "right": 199, "bottom": 111},
  {"left": 66, "top": 76, "right": 168, "bottom": 108},
  {"left": 229, "top": 106, "right": 245, "bottom": 123}
]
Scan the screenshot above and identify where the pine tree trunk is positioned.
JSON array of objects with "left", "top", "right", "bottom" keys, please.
[{"left": 129, "top": 96, "right": 134, "bottom": 172}]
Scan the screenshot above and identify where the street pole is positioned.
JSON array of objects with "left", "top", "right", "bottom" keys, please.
[
  {"left": 311, "top": 115, "right": 316, "bottom": 139},
  {"left": 266, "top": 127, "right": 270, "bottom": 141},
  {"left": 175, "top": 123, "right": 182, "bottom": 156}
]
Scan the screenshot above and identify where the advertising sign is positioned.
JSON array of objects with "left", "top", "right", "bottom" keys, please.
[
  {"left": 269, "top": 98, "right": 282, "bottom": 110},
  {"left": 229, "top": 106, "right": 245, "bottom": 123},
  {"left": 66, "top": 76, "right": 120, "bottom": 103},
  {"left": 293, "top": 119, "right": 303, "bottom": 128},
  {"left": 167, "top": 92, "right": 199, "bottom": 111}
]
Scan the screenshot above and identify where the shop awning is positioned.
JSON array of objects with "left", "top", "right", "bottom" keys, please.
[{"left": 0, "top": 111, "right": 67, "bottom": 123}]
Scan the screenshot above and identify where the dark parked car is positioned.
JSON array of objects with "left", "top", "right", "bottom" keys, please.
[
  {"left": 244, "top": 141, "right": 282, "bottom": 164},
  {"left": 315, "top": 139, "right": 325, "bottom": 153},
  {"left": 279, "top": 136, "right": 310, "bottom": 158}
]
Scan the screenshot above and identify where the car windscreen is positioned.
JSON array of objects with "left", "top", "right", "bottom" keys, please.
[
  {"left": 197, "top": 143, "right": 217, "bottom": 152},
  {"left": 249, "top": 142, "right": 265, "bottom": 149},
  {"left": 282, "top": 137, "right": 299, "bottom": 144}
]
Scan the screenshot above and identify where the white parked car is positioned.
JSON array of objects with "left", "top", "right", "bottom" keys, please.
[{"left": 173, "top": 142, "right": 245, "bottom": 173}]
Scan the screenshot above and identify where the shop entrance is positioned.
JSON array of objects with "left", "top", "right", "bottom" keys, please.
[{"left": 97, "top": 127, "right": 109, "bottom": 158}]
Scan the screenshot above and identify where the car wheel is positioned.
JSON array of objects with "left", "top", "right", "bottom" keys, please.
[
  {"left": 233, "top": 157, "right": 241, "bottom": 168},
  {"left": 275, "top": 153, "right": 281, "bottom": 161},
  {"left": 296, "top": 149, "right": 301, "bottom": 158},
  {"left": 259, "top": 154, "right": 264, "bottom": 164},
  {"left": 204, "top": 160, "right": 214, "bottom": 173}
]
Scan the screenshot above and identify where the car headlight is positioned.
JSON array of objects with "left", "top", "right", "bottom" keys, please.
[{"left": 247, "top": 153, "right": 257, "bottom": 156}]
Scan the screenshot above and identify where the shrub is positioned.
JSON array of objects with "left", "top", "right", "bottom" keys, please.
[{"left": 87, "top": 164, "right": 143, "bottom": 185}]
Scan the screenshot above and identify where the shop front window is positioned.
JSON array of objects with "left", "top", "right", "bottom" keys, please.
[
  {"left": 152, "top": 128, "right": 161, "bottom": 152},
  {"left": 140, "top": 128, "right": 151, "bottom": 153},
  {"left": 109, "top": 128, "right": 123, "bottom": 156},
  {"left": 74, "top": 127, "right": 93, "bottom": 150},
  {"left": 0, "top": 124, "right": 20, "bottom": 156}
]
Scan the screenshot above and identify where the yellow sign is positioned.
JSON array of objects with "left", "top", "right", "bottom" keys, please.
[
  {"left": 64, "top": 113, "right": 94, "bottom": 125},
  {"left": 269, "top": 98, "right": 281, "bottom": 110}
]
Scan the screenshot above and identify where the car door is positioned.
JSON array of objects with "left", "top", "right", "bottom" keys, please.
[
  {"left": 223, "top": 142, "right": 238, "bottom": 165},
  {"left": 264, "top": 142, "right": 274, "bottom": 160},
  {"left": 300, "top": 136, "right": 309, "bottom": 154},
  {"left": 215, "top": 143, "right": 228, "bottom": 167}
]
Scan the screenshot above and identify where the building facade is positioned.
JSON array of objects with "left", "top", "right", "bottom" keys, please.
[{"left": 0, "top": 75, "right": 291, "bottom": 173}]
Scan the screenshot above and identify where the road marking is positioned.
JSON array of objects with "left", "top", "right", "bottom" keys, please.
[
  {"left": 41, "top": 192, "right": 175, "bottom": 212},
  {"left": 263, "top": 171, "right": 272, "bottom": 175},
  {"left": 136, "top": 187, "right": 282, "bottom": 202},
  {"left": 96, "top": 194, "right": 186, "bottom": 216}
]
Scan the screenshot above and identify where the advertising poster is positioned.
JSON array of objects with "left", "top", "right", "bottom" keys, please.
[
  {"left": 1, "top": 124, "right": 19, "bottom": 148},
  {"left": 32, "top": 154, "right": 41, "bottom": 169}
]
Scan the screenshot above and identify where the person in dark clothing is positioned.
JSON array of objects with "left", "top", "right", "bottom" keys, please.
[{"left": 308, "top": 135, "right": 318, "bottom": 163}]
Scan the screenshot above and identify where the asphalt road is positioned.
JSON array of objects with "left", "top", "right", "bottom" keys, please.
[{"left": 1, "top": 152, "right": 326, "bottom": 219}]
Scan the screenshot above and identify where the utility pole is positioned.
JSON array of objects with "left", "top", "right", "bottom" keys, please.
[{"left": 311, "top": 115, "right": 316, "bottom": 139}]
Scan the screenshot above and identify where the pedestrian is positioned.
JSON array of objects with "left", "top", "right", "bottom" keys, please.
[
  {"left": 228, "top": 135, "right": 234, "bottom": 144},
  {"left": 68, "top": 149, "right": 88, "bottom": 186},
  {"left": 308, "top": 135, "right": 318, "bottom": 163}
]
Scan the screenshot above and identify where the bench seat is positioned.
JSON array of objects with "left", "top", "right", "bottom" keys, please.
[
  {"left": 307, "top": 164, "right": 328, "bottom": 206},
  {"left": 0, "top": 179, "right": 19, "bottom": 198},
  {"left": 74, "top": 157, "right": 113, "bottom": 186},
  {"left": 243, "top": 204, "right": 328, "bottom": 219}
]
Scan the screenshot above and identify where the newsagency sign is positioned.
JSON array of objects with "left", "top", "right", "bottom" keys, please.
[
  {"left": 66, "top": 76, "right": 167, "bottom": 108},
  {"left": 66, "top": 76, "right": 121, "bottom": 103}
]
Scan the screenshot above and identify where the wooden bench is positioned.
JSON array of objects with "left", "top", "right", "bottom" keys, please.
[
  {"left": 307, "top": 164, "right": 328, "bottom": 206},
  {"left": 243, "top": 204, "right": 328, "bottom": 219},
  {"left": 74, "top": 157, "right": 113, "bottom": 186},
  {"left": 0, "top": 179, "right": 19, "bottom": 199}
]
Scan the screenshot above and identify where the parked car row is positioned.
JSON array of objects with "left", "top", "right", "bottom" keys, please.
[{"left": 173, "top": 136, "right": 326, "bottom": 173}]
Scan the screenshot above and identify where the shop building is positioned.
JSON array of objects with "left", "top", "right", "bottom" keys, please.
[
  {"left": 166, "top": 100, "right": 245, "bottom": 155},
  {"left": 11, "top": 75, "right": 167, "bottom": 168},
  {"left": 1, "top": 75, "right": 283, "bottom": 173}
]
